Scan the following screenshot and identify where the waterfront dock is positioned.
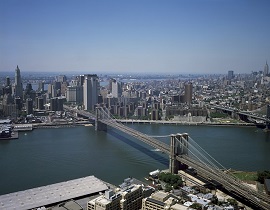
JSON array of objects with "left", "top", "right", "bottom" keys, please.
[
  {"left": 13, "top": 124, "right": 33, "bottom": 131},
  {"left": 0, "top": 176, "right": 108, "bottom": 210}
]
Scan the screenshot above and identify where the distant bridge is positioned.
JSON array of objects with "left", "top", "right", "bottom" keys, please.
[
  {"left": 64, "top": 105, "right": 270, "bottom": 209},
  {"left": 210, "top": 105, "right": 270, "bottom": 126}
]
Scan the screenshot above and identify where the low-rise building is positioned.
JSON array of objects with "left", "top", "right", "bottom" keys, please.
[
  {"left": 141, "top": 191, "right": 180, "bottom": 210},
  {"left": 88, "top": 178, "right": 145, "bottom": 210}
]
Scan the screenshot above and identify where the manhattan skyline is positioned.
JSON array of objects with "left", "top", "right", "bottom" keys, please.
[{"left": 1, "top": 0, "right": 270, "bottom": 74}]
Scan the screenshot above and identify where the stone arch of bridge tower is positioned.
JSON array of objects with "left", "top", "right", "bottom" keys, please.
[
  {"left": 169, "top": 133, "right": 189, "bottom": 174},
  {"left": 95, "top": 107, "right": 107, "bottom": 131}
]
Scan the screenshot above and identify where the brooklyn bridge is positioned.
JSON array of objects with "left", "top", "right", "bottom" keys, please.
[{"left": 64, "top": 105, "right": 270, "bottom": 210}]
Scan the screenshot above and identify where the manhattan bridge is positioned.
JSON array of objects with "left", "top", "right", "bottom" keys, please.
[{"left": 64, "top": 105, "right": 270, "bottom": 210}]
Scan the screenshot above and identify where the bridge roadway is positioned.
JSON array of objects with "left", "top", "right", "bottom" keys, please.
[{"left": 64, "top": 106, "right": 270, "bottom": 209}]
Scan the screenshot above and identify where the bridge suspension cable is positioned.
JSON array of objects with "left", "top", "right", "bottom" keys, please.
[
  {"left": 148, "top": 135, "right": 171, "bottom": 138},
  {"left": 176, "top": 136, "right": 222, "bottom": 172},
  {"left": 187, "top": 136, "right": 227, "bottom": 170}
]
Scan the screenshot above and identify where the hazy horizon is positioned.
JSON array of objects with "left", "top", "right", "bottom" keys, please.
[{"left": 1, "top": 0, "right": 270, "bottom": 74}]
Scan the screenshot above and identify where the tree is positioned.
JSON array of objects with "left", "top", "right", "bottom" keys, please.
[
  {"left": 227, "top": 198, "right": 238, "bottom": 206},
  {"left": 158, "top": 172, "right": 183, "bottom": 189},
  {"left": 257, "top": 170, "right": 270, "bottom": 184},
  {"left": 165, "top": 183, "right": 172, "bottom": 192},
  {"left": 189, "top": 203, "right": 202, "bottom": 210}
]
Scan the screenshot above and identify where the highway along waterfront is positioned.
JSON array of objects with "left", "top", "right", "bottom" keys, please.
[{"left": 0, "top": 124, "right": 269, "bottom": 196}]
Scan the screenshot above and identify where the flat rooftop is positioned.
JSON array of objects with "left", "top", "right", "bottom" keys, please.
[{"left": 0, "top": 175, "right": 108, "bottom": 210}]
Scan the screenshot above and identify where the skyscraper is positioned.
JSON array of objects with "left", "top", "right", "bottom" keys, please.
[
  {"left": 184, "top": 82, "right": 193, "bottom": 104},
  {"left": 264, "top": 61, "right": 269, "bottom": 76},
  {"left": 66, "top": 86, "right": 83, "bottom": 104},
  {"left": 26, "top": 98, "right": 33, "bottom": 115},
  {"left": 228, "top": 70, "right": 234, "bottom": 80},
  {"left": 83, "top": 74, "right": 100, "bottom": 110},
  {"left": 111, "top": 79, "right": 122, "bottom": 98},
  {"left": 14, "top": 65, "right": 23, "bottom": 98}
]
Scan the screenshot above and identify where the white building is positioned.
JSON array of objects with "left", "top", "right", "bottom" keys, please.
[
  {"left": 111, "top": 79, "right": 122, "bottom": 98},
  {"left": 83, "top": 74, "right": 99, "bottom": 110}
]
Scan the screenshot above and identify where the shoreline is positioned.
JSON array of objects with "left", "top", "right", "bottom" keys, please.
[
  {"left": 13, "top": 120, "right": 259, "bottom": 131},
  {"left": 117, "top": 119, "right": 256, "bottom": 127}
]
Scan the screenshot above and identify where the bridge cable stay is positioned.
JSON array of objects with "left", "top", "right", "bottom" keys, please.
[
  {"left": 99, "top": 109, "right": 171, "bottom": 143},
  {"left": 187, "top": 136, "right": 227, "bottom": 170},
  {"left": 99, "top": 107, "right": 150, "bottom": 138},
  {"left": 148, "top": 134, "right": 225, "bottom": 170},
  {"left": 174, "top": 139, "right": 248, "bottom": 193},
  {"left": 175, "top": 135, "right": 223, "bottom": 172},
  {"left": 99, "top": 107, "right": 169, "bottom": 152},
  {"left": 176, "top": 138, "right": 262, "bottom": 196},
  {"left": 105, "top": 109, "right": 155, "bottom": 140}
]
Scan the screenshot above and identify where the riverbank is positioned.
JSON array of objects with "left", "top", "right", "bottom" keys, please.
[{"left": 117, "top": 119, "right": 255, "bottom": 127}]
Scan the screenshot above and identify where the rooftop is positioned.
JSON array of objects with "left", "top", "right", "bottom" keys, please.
[{"left": 0, "top": 175, "right": 108, "bottom": 210}]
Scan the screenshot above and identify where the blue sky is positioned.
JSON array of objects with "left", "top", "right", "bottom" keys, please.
[{"left": 1, "top": 0, "right": 270, "bottom": 74}]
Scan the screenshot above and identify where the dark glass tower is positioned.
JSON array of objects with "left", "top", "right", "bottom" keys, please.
[{"left": 15, "top": 65, "right": 23, "bottom": 98}]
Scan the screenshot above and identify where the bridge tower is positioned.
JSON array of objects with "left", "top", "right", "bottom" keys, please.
[
  {"left": 95, "top": 107, "right": 107, "bottom": 131},
  {"left": 169, "top": 133, "right": 189, "bottom": 174}
]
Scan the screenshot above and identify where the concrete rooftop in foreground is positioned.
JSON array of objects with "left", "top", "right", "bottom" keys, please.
[{"left": 0, "top": 175, "right": 108, "bottom": 210}]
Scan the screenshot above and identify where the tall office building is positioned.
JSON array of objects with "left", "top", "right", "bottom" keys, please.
[
  {"left": 47, "top": 84, "right": 56, "bottom": 98},
  {"left": 184, "top": 82, "right": 193, "bottom": 104},
  {"left": 26, "top": 98, "right": 33, "bottom": 115},
  {"left": 50, "top": 97, "right": 64, "bottom": 111},
  {"left": 66, "top": 86, "right": 83, "bottom": 104},
  {"left": 6, "top": 76, "right": 10, "bottom": 86},
  {"left": 50, "top": 98, "right": 58, "bottom": 111},
  {"left": 76, "top": 75, "right": 85, "bottom": 86},
  {"left": 15, "top": 97, "right": 22, "bottom": 111},
  {"left": 3, "top": 76, "right": 12, "bottom": 95},
  {"left": 111, "top": 79, "right": 122, "bottom": 98},
  {"left": 228, "top": 70, "right": 234, "bottom": 80},
  {"left": 14, "top": 65, "right": 23, "bottom": 98},
  {"left": 36, "top": 97, "right": 44, "bottom": 110},
  {"left": 264, "top": 61, "right": 269, "bottom": 76},
  {"left": 57, "top": 75, "right": 67, "bottom": 83},
  {"left": 83, "top": 74, "right": 99, "bottom": 110},
  {"left": 38, "top": 81, "right": 45, "bottom": 92}
]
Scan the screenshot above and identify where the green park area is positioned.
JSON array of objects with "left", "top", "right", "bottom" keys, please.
[{"left": 231, "top": 171, "right": 258, "bottom": 182}]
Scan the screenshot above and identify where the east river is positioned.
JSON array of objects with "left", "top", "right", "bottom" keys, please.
[{"left": 0, "top": 124, "right": 270, "bottom": 195}]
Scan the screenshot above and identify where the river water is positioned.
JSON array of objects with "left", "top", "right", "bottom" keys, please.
[{"left": 0, "top": 124, "right": 269, "bottom": 195}]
